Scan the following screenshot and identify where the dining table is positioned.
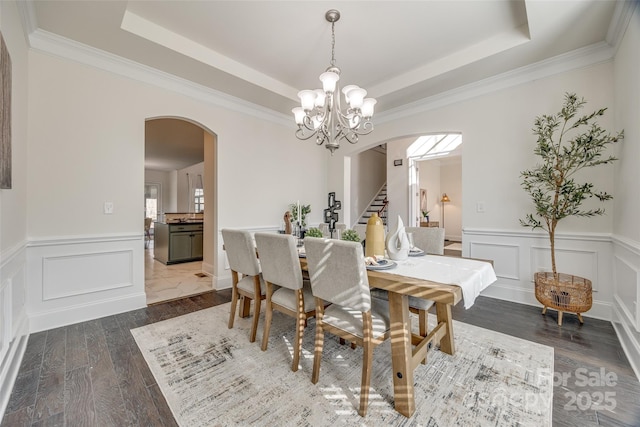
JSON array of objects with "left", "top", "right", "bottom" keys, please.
[
  {"left": 363, "top": 254, "right": 496, "bottom": 417},
  {"left": 234, "top": 240, "right": 497, "bottom": 418}
]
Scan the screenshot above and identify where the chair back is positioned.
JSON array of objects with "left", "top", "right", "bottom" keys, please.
[
  {"left": 304, "top": 237, "right": 371, "bottom": 312},
  {"left": 352, "top": 224, "right": 367, "bottom": 241},
  {"left": 405, "top": 227, "right": 445, "bottom": 255},
  {"left": 254, "top": 233, "right": 303, "bottom": 290},
  {"left": 144, "top": 217, "right": 152, "bottom": 231},
  {"left": 221, "top": 229, "right": 260, "bottom": 276}
]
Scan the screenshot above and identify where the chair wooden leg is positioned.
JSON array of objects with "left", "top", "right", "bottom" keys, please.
[
  {"left": 418, "top": 309, "right": 428, "bottom": 365},
  {"left": 228, "top": 272, "right": 239, "bottom": 329},
  {"left": 292, "top": 289, "right": 305, "bottom": 372},
  {"left": 249, "top": 276, "right": 262, "bottom": 343},
  {"left": 312, "top": 299, "right": 325, "bottom": 384},
  {"left": 359, "top": 313, "right": 374, "bottom": 417},
  {"left": 261, "top": 285, "right": 273, "bottom": 351}
]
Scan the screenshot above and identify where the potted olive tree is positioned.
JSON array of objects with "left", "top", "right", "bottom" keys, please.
[{"left": 520, "top": 93, "right": 623, "bottom": 325}]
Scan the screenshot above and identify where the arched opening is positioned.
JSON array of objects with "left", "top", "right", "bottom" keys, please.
[{"left": 144, "top": 117, "right": 218, "bottom": 305}]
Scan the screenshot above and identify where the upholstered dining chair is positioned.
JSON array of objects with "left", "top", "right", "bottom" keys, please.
[
  {"left": 254, "top": 232, "right": 316, "bottom": 372},
  {"left": 144, "top": 217, "right": 153, "bottom": 248},
  {"left": 221, "top": 228, "right": 265, "bottom": 343},
  {"left": 405, "top": 226, "right": 445, "bottom": 256},
  {"left": 352, "top": 224, "right": 367, "bottom": 241},
  {"left": 304, "top": 237, "right": 391, "bottom": 417}
]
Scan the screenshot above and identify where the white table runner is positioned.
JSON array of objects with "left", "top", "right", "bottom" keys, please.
[{"left": 391, "top": 255, "right": 497, "bottom": 309}]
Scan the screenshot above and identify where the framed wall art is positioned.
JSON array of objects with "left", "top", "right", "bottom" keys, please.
[{"left": 0, "top": 31, "right": 11, "bottom": 189}]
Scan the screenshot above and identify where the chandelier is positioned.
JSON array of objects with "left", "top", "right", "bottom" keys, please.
[{"left": 292, "top": 10, "right": 376, "bottom": 155}]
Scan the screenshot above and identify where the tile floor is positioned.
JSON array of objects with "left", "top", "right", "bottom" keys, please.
[{"left": 144, "top": 239, "right": 214, "bottom": 305}]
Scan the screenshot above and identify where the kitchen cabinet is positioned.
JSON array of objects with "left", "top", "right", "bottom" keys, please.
[{"left": 154, "top": 222, "right": 204, "bottom": 264}]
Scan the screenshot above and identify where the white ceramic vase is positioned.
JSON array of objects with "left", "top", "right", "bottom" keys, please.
[{"left": 385, "top": 215, "right": 410, "bottom": 261}]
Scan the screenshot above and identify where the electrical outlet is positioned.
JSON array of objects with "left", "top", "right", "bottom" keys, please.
[
  {"left": 104, "top": 201, "right": 114, "bottom": 214},
  {"left": 476, "top": 201, "right": 485, "bottom": 213}
]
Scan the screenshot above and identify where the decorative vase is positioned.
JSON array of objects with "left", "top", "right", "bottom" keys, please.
[
  {"left": 424, "top": 215, "right": 429, "bottom": 223},
  {"left": 385, "top": 215, "right": 410, "bottom": 261},
  {"left": 365, "top": 213, "right": 385, "bottom": 258}
]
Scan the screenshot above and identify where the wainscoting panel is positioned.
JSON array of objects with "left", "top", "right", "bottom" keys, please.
[
  {"left": 611, "top": 235, "right": 640, "bottom": 381},
  {"left": 464, "top": 228, "right": 613, "bottom": 321},
  {"left": 469, "top": 242, "right": 520, "bottom": 280},
  {"left": 42, "top": 250, "right": 133, "bottom": 300},
  {"left": 531, "top": 246, "right": 599, "bottom": 291},
  {"left": 27, "top": 234, "right": 146, "bottom": 333},
  {"left": 0, "top": 243, "right": 29, "bottom": 421},
  {"left": 613, "top": 254, "right": 639, "bottom": 331}
]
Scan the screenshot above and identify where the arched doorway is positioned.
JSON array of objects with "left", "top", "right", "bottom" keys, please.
[{"left": 144, "top": 117, "right": 218, "bottom": 304}]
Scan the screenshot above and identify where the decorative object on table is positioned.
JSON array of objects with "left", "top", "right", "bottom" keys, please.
[
  {"left": 305, "top": 227, "right": 323, "bottom": 238},
  {"left": 520, "top": 93, "right": 623, "bottom": 325},
  {"left": 385, "top": 215, "right": 410, "bottom": 261},
  {"left": 291, "top": 10, "right": 376, "bottom": 155},
  {"left": 289, "top": 201, "right": 310, "bottom": 242},
  {"left": 283, "top": 211, "right": 292, "bottom": 235},
  {"left": 364, "top": 212, "right": 385, "bottom": 258},
  {"left": 440, "top": 193, "right": 450, "bottom": 228},
  {"left": 421, "top": 210, "right": 430, "bottom": 223},
  {"left": 323, "top": 192, "right": 342, "bottom": 238},
  {"left": 341, "top": 229, "right": 361, "bottom": 242}
]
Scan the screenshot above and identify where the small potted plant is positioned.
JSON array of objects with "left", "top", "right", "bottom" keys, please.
[
  {"left": 341, "top": 229, "right": 361, "bottom": 242},
  {"left": 305, "top": 227, "right": 323, "bottom": 238},
  {"left": 289, "top": 203, "right": 311, "bottom": 228},
  {"left": 421, "top": 210, "right": 430, "bottom": 222},
  {"left": 520, "top": 92, "right": 623, "bottom": 325}
]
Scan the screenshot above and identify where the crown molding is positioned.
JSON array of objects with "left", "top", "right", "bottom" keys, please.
[
  {"left": 376, "top": 40, "right": 615, "bottom": 124},
  {"left": 606, "top": 0, "right": 638, "bottom": 51},
  {"left": 15, "top": 0, "right": 38, "bottom": 46},
  {"left": 26, "top": 28, "right": 291, "bottom": 127}
]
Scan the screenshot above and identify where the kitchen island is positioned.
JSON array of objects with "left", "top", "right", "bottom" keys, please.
[{"left": 154, "top": 221, "right": 204, "bottom": 265}]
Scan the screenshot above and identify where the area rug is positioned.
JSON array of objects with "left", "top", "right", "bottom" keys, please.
[{"left": 131, "top": 303, "right": 553, "bottom": 426}]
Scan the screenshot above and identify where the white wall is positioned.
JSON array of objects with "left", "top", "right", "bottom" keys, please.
[
  {"left": 611, "top": 3, "right": 640, "bottom": 380},
  {"left": 331, "top": 60, "right": 622, "bottom": 324},
  {"left": 24, "top": 46, "right": 327, "bottom": 331},
  {"left": 0, "top": 0, "right": 30, "bottom": 417}
]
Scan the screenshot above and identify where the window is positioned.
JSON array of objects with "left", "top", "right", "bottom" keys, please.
[
  {"left": 407, "top": 133, "right": 462, "bottom": 159},
  {"left": 144, "top": 183, "right": 160, "bottom": 221},
  {"left": 194, "top": 188, "right": 204, "bottom": 213}
]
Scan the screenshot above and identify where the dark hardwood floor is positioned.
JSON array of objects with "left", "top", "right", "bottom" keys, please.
[{"left": 2, "top": 291, "right": 639, "bottom": 426}]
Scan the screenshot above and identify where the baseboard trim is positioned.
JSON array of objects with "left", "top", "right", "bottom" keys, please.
[
  {"left": 0, "top": 314, "right": 29, "bottom": 421},
  {"left": 28, "top": 292, "right": 147, "bottom": 333}
]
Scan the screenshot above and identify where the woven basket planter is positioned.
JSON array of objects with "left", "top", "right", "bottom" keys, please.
[{"left": 534, "top": 272, "right": 592, "bottom": 326}]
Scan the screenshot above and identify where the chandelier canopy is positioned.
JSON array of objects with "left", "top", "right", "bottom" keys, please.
[{"left": 292, "top": 10, "right": 376, "bottom": 155}]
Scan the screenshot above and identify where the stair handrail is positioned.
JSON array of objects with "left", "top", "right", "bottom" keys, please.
[{"left": 377, "top": 197, "right": 388, "bottom": 217}]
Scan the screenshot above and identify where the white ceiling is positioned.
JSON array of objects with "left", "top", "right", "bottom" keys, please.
[{"left": 21, "top": 0, "right": 626, "bottom": 169}]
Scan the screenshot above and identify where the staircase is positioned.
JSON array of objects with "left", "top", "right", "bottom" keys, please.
[{"left": 357, "top": 184, "right": 388, "bottom": 226}]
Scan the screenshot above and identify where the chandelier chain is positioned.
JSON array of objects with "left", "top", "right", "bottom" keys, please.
[{"left": 330, "top": 21, "right": 336, "bottom": 67}]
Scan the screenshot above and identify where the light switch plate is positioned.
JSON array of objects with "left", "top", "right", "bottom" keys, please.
[{"left": 476, "top": 201, "right": 485, "bottom": 213}]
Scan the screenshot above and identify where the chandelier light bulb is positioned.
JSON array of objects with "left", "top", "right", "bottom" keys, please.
[
  {"left": 319, "top": 71, "right": 339, "bottom": 93},
  {"left": 314, "top": 89, "right": 326, "bottom": 107},
  {"left": 298, "top": 90, "right": 317, "bottom": 111},
  {"left": 361, "top": 98, "right": 377, "bottom": 118},
  {"left": 292, "top": 107, "right": 305, "bottom": 125},
  {"left": 347, "top": 87, "right": 367, "bottom": 109}
]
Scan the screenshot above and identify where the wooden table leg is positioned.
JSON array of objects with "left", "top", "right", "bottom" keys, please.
[
  {"left": 387, "top": 291, "right": 415, "bottom": 417},
  {"left": 435, "top": 302, "right": 455, "bottom": 355}
]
